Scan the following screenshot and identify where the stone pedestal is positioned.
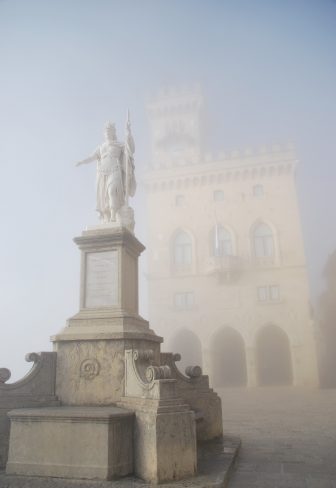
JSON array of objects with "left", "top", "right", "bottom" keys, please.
[
  {"left": 6, "top": 406, "right": 133, "bottom": 480},
  {"left": 51, "top": 226, "right": 162, "bottom": 405},
  {"left": 118, "top": 350, "right": 197, "bottom": 483},
  {"left": 0, "top": 353, "right": 59, "bottom": 469},
  {"left": 4, "top": 224, "right": 224, "bottom": 484}
]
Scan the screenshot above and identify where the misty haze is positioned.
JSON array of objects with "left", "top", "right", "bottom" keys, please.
[{"left": 0, "top": 1, "right": 336, "bottom": 487}]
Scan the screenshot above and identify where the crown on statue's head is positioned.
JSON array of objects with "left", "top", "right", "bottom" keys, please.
[{"left": 105, "top": 121, "right": 116, "bottom": 131}]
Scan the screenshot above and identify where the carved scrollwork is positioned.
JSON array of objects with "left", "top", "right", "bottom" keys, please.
[
  {"left": 133, "top": 350, "right": 154, "bottom": 362},
  {"left": 25, "top": 352, "right": 40, "bottom": 363},
  {"left": 145, "top": 365, "right": 171, "bottom": 382},
  {"left": 145, "top": 366, "right": 156, "bottom": 382},
  {"left": 80, "top": 358, "right": 100, "bottom": 380},
  {"left": 185, "top": 365, "right": 202, "bottom": 378},
  {"left": 173, "top": 353, "right": 181, "bottom": 362},
  {"left": 0, "top": 368, "right": 11, "bottom": 384}
]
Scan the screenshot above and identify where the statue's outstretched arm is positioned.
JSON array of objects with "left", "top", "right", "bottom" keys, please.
[{"left": 75, "top": 150, "right": 99, "bottom": 167}]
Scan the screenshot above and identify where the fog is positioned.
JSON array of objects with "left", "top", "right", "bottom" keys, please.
[{"left": 0, "top": 0, "right": 335, "bottom": 396}]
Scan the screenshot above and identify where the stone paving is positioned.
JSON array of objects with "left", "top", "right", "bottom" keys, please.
[{"left": 218, "top": 387, "right": 336, "bottom": 488}]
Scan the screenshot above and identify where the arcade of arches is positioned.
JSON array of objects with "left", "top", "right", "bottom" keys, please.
[{"left": 170, "top": 325, "right": 294, "bottom": 387}]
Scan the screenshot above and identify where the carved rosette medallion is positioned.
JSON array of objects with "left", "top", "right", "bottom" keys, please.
[{"left": 80, "top": 358, "right": 101, "bottom": 380}]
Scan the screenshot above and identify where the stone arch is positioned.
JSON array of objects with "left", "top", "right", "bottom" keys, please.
[
  {"left": 169, "top": 329, "right": 203, "bottom": 373},
  {"left": 256, "top": 324, "right": 293, "bottom": 386},
  {"left": 210, "top": 327, "right": 247, "bottom": 387}
]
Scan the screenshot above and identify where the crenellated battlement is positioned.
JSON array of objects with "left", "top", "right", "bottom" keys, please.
[
  {"left": 144, "top": 142, "right": 298, "bottom": 192},
  {"left": 146, "top": 86, "right": 298, "bottom": 176},
  {"left": 147, "top": 83, "right": 203, "bottom": 116},
  {"left": 147, "top": 141, "right": 296, "bottom": 170}
]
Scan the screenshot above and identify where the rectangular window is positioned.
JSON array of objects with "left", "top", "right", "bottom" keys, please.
[
  {"left": 257, "top": 285, "right": 280, "bottom": 302},
  {"left": 253, "top": 184, "right": 264, "bottom": 197},
  {"left": 269, "top": 285, "right": 280, "bottom": 301},
  {"left": 257, "top": 286, "right": 268, "bottom": 302},
  {"left": 213, "top": 190, "right": 224, "bottom": 202},
  {"left": 174, "top": 292, "right": 194, "bottom": 310},
  {"left": 175, "top": 194, "right": 185, "bottom": 206}
]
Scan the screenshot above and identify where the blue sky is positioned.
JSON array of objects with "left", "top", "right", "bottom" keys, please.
[{"left": 0, "top": 0, "right": 335, "bottom": 378}]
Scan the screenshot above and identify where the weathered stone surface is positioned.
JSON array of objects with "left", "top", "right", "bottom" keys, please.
[
  {"left": 161, "top": 352, "right": 223, "bottom": 441},
  {"left": 54, "top": 339, "right": 160, "bottom": 405},
  {"left": 85, "top": 250, "right": 119, "bottom": 308},
  {"left": 51, "top": 226, "right": 163, "bottom": 406},
  {"left": 3, "top": 226, "right": 225, "bottom": 485},
  {"left": 0, "top": 352, "right": 59, "bottom": 469},
  {"left": 6, "top": 406, "right": 133, "bottom": 480},
  {"left": 51, "top": 227, "right": 162, "bottom": 344},
  {"left": 118, "top": 349, "right": 198, "bottom": 483},
  {"left": 122, "top": 401, "right": 197, "bottom": 483},
  {"left": 74, "top": 227, "right": 144, "bottom": 316},
  {"left": 0, "top": 436, "right": 240, "bottom": 487}
]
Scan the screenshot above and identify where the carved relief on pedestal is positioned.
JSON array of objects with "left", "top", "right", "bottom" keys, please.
[
  {"left": 56, "top": 341, "right": 126, "bottom": 404},
  {"left": 79, "top": 359, "right": 101, "bottom": 380}
]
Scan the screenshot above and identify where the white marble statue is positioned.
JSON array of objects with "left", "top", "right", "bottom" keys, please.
[{"left": 76, "top": 116, "right": 136, "bottom": 224}]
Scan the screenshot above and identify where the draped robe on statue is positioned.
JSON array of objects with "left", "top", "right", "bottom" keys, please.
[{"left": 94, "top": 141, "right": 125, "bottom": 216}]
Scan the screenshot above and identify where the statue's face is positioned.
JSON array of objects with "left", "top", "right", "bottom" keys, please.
[{"left": 105, "top": 125, "right": 116, "bottom": 141}]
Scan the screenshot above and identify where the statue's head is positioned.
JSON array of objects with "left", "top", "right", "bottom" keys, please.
[{"left": 104, "top": 121, "right": 117, "bottom": 141}]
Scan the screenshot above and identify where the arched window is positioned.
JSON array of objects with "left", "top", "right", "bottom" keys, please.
[
  {"left": 173, "top": 231, "right": 192, "bottom": 266},
  {"left": 212, "top": 226, "right": 233, "bottom": 257},
  {"left": 175, "top": 194, "right": 185, "bottom": 206},
  {"left": 253, "top": 223, "right": 274, "bottom": 258}
]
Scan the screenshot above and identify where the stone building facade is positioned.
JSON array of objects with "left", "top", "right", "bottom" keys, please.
[{"left": 144, "top": 87, "right": 319, "bottom": 387}]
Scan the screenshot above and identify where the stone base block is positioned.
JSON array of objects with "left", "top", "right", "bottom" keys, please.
[
  {"left": 119, "top": 397, "right": 197, "bottom": 483},
  {"left": 6, "top": 406, "right": 133, "bottom": 480},
  {"left": 0, "top": 436, "right": 241, "bottom": 488},
  {"left": 53, "top": 337, "right": 161, "bottom": 405}
]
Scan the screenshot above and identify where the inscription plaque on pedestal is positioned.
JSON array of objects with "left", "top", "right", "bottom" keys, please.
[{"left": 85, "top": 251, "right": 118, "bottom": 308}]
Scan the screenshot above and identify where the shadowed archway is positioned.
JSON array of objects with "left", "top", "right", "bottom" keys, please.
[
  {"left": 256, "top": 325, "right": 293, "bottom": 386},
  {"left": 170, "top": 329, "right": 203, "bottom": 374},
  {"left": 211, "top": 327, "right": 247, "bottom": 387}
]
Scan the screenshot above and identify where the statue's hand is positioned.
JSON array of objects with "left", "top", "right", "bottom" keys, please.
[{"left": 75, "top": 161, "right": 83, "bottom": 167}]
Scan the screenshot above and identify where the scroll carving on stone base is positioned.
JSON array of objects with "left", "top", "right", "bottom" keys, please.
[{"left": 0, "top": 368, "right": 11, "bottom": 384}]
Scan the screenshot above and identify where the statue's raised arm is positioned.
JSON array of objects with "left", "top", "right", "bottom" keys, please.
[
  {"left": 76, "top": 118, "right": 136, "bottom": 232},
  {"left": 75, "top": 151, "right": 99, "bottom": 167}
]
